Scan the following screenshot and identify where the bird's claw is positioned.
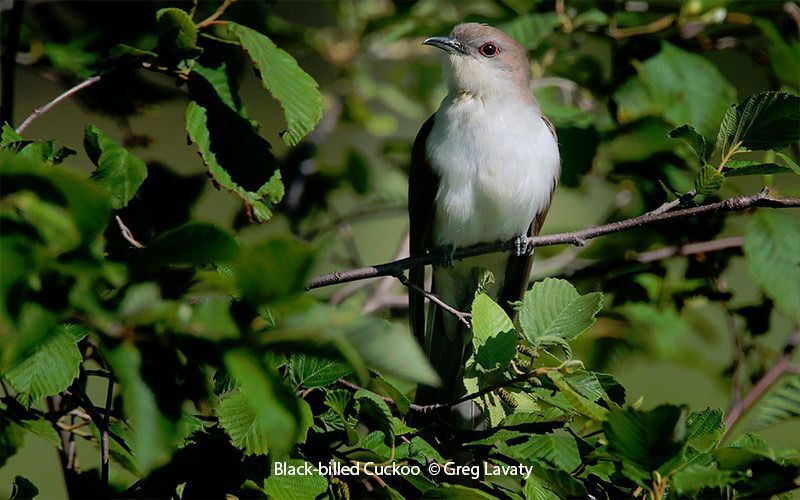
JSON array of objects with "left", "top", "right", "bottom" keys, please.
[
  {"left": 439, "top": 244, "right": 456, "bottom": 268},
  {"left": 513, "top": 234, "right": 533, "bottom": 257}
]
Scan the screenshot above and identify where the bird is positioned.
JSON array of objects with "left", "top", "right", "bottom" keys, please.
[{"left": 409, "top": 23, "right": 560, "bottom": 405}]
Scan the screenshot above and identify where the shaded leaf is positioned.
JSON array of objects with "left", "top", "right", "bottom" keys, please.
[
  {"left": 499, "top": 13, "right": 560, "bottom": 50},
  {"left": 751, "top": 376, "right": 800, "bottom": 431},
  {"left": 156, "top": 8, "right": 202, "bottom": 61},
  {"left": 471, "top": 293, "right": 516, "bottom": 372},
  {"left": 722, "top": 159, "right": 796, "bottom": 177},
  {"left": 263, "top": 459, "right": 328, "bottom": 499},
  {"left": 497, "top": 433, "right": 581, "bottom": 471},
  {"left": 289, "top": 353, "right": 353, "bottom": 388},
  {"left": 717, "top": 91, "right": 800, "bottom": 159},
  {"left": 9, "top": 476, "right": 38, "bottom": 500},
  {"left": 136, "top": 222, "right": 239, "bottom": 266},
  {"left": 669, "top": 124, "right": 708, "bottom": 161}
]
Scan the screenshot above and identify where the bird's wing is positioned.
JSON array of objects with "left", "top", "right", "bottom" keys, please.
[
  {"left": 499, "top": 116, "right": 560, "bottom": 314},
  {"left": 409, "top": 114, "right": 439, "bottom": 346}
]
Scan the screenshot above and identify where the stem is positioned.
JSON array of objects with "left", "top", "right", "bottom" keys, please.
[
  {"left": 724, "top": 330, "right": 800, "bottom": 439},
  {"left": 195, "top": 0, "right": 236, "bottom": 29},
  {"left": 15, "top": 75, "right": 102, "bottom": 134},
  {"left": 307, "top": 189, "right": 800, "bottom": 290}
]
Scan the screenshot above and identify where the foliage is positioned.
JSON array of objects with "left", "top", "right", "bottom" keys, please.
[{"left": 1, "top": 1, "right": 799, "bottom": 499}]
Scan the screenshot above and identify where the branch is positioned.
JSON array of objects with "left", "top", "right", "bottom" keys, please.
[
  {"left": 195, "top": 0, "right": 235, "bottom": 29},
  {"left": 394, "top": 273, "right": 471, "bottom": 328},
  {"left": 724, "top": 329, "right": 800, "bottom": 439},
  {"left": 15, "top": 75, "right": 102, "bottom": 134},
  {"left": 101, "top": 377, "right": 114, "bottom": 488},
  {"left": 307, "top": 189, "right": 800, "bottom": 290}
]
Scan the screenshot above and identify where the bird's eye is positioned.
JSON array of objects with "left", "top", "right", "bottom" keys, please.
[{"left": 479, "top": 43, "right": 498, "bottom": 57}]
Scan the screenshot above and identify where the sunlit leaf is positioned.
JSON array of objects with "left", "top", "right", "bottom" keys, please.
[{"left": 85, "top": 125, "right": 148, "bottom": 209}]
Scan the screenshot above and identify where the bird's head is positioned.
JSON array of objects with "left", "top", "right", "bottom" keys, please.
[{"left": 424, "top": 23, "right": 530, "bottom": 99}]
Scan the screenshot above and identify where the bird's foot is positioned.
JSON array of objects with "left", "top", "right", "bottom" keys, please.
[
  {"left": 513, "top": 234, "right": 533, "bottom": 257},
  {"left": 438, "top": 244, "right": 456, "bottom": 269}
]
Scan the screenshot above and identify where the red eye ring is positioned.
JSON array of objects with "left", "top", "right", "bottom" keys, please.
[{"left": 479, "top": 42, "right": 499, "bottom": 57}]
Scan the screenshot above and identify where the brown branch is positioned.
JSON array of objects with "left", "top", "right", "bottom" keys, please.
[
  {"left": 307, "top": 189, "right": 800, "bottom": 290},
  {"left": 195, "top": 0, "right": 236, "bottom": 29},
  {"left": 16, "top": 75, "right": 102, "bottom": 134},
  {"left": 724, "top": 329, "right": 800, "bottom": 439}
]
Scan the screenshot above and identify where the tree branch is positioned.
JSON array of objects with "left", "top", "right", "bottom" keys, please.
[
  {"left": 724, "top": 329, "right": 800, "bottom": 439},
  {"left": 15, "top": 75, "right": 102, "bottom": 134},
  {"left": 307, "top": 189, "right": 800, "bottom": 290}
]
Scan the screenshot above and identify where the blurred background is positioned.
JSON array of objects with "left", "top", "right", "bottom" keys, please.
[{"left": 1, "top": 0, "right": 798, "bottom": 497}]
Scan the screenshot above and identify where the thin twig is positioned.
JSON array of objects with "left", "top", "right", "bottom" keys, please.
[
  {"left": 16, "top": 75, "right": 102, "bottom": 134},
  {"left": 724, "top": 330, "right": 800, "bottom": 439},
  {"left": 115, "top": 216, "right": 145, "bottom": 248},
  {"left": 307, "top": 189, "right": 800, "bottom": 290},
  {"left": 195, "top": 0, "right": 236, "bottom": 29},
  {"left": 101, "top": 377, "right": 114, "bottom": 488},
  {"left": 395, "top": 273, "right": 471, "bottom": 329}
]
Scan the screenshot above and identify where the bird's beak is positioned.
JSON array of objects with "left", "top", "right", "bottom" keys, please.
[{"left": 423, "top": 36, "right": 465, "bottom": 55}]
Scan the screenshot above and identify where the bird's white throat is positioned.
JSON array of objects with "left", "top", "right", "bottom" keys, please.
[{"left": 425, "top": 92, "right": 560, "bottom": 248}]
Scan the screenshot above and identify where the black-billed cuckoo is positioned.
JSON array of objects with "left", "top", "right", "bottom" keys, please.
[{"left": 409, "top": 23, "right": 560, "bottom": 403}]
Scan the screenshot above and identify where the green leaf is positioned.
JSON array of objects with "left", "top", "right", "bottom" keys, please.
[
  {"left": 722, "top": 159, "right": 796, "bottom": 177},
  {"left": 84, "top": 125, "right": 148, "bottom": 209},
  {"left": 499, "top": 13, "right": 560, "bottom": 50},
  {"left": 716, "top": 91, "right": 800, "bottom": 160},
  {"left": 263, "top": 459, "right": 328, "bottom": 499},
  {"left": 279, "top": 305, "right": 439, "bottom": 386},
  {"left": 236, "top": 238, "right": 314, "bottom": 304},
  {"left": 103, "top": 44, "right": 157, "bottom": 67},
  {"left": 669, "top": 124, "right": 708, "bottom": 161},
  {"left": 0, "top": 418, "right": 24, "bottom": 467},
  {"left": 497, "top": 433, "right": 581, "bottom": 471},
  {"left": 192, "top": 62, "right": 249, "bottom": 118},
  {"left": 227, "top": 23, "right": 323, "bottom": 147},
  {"left": 744, "top": 211, "right": 800, "bottom": 322},
  {"left": 631, "top": 43, "right": 737, "bottom": 137},
  {"left": 751, "top": 376, "right": 800, "bottom": 431},
  {"left": 17, "top": 418, "right": 61, "bottom": 447},
  {"left": 518, "top": 278, "right": 603, "bottom": 348},
  {"left": 1, "top": 123, "right": 23, "bottom": 146},
  {"left": 548, "top": 371, "right": 608, "bottom": 421},
  {"left": 776, "top": 152, "right": 800, "bottom": 174},
  {"left": 9, "top": 192, "right": 82, "bottom": 254},
  {"left": 754, "top": 18, "right": 800, "bottom": 87},
  {"left": 184, "top": 101, "right": 284, "bottom": 222},
  {"left": 603, "top": 404, "right": 687, "bottom": 482},
  {"left": 4, "top": 325, "right": 81, "bottom": 403},
  {"left": 288, "top": 353, "right": 353, "bottom": 388},
  {"left": 471, "top": 293, "right": 517, "bottom": 372},
  {"left": 220, "top": 350, "right": 301, "bottom": 456},
  {"left": 107, "top": 344, "right": 179, "bottom": 474},
  {"left": 672, "top": 464, "right": 735, "bottom": 496},
  {"left": 693, "top": 164, "right": 724, "bottom": 195},
  {"left": 9, "top": 476, "right": 38, "bottom": 500},
  {"left": 136, "top": 222, "right": 239, "bottom": 266},
  {"left": 0, "top": 154, "right": 111, "bottom": 244},
  {"left": 156, "top": 8, "right": 202, "bottom": 61},
  {"left": 523, "top": 475, "right": 561, "bottom": 500}
]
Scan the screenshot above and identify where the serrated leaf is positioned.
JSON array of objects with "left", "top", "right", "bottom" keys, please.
[
  {"left": 5, "top": 325, "right": 81, "bottom": 403},
  {"left": 694, "top": 164, "right": 724, "bottom": 195},
  {"left": 722, "top": 159, "right": 796, "bottom": 177},
  {"left": 669, "top": 124, "right": 708, "bottom": 161},
  {"left": 185, "top": 101, "right": 284, "bottom": 222},
  {"left": 192, "top": 62, "right": 249, "bottom": 118},
  {"left": 716, "top": 91, "right": 800, "bottom": 159},
  {"left": 776, "top": 152, "right": 800, "bottom": 174},
  {"left": 471, "top": 293, "right": 516, "bottom": 371},
  {"left": 603, "top": 404, "right": 687, "bottom": 482},
  {"left": 498, "top": 433, "right": 581, "bottom": 471},
  {"left": 220, "top": 350, "right": 301, "bottom": 456},
  {"left": 355, "top": 389, "right": 394, "bottom": 439},
  {"left": 107, "top": 344, "right": 179, "bottom": 474},
  {"left": 744, "top": 211, "right": 800, "bottom": 322},
  {"left": 289, "top": 353, "right": 353, "bottom": 388},
  {"left": 263, "top": 459, "right": 328, "bottom": 499},
  {"left": 672, "top": 464, "right": 735, "bottom": 496},
  {"left": 227, "top": 23, "right": 322, "bottom": 147},
  {"left": 136, "top": 222, "right": 239, "bottom": 266},
  {"left": 523, "top": 475, "right": 560, "bottom": 500},
  {"left": 751, "top": 376, "right": 800, "bottom": 431},
  {"left": 85, "top": 125, "right": 147, "bottom": 209},
  {"left": 519, "top": 278, "right": 603, "bottom": 348}
]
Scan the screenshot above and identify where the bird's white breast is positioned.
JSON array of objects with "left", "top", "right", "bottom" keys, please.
[{"left": 426, "top": 94, "right": 560, "bottom": 247}]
